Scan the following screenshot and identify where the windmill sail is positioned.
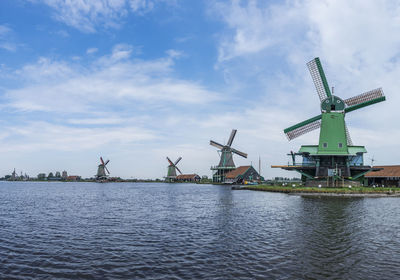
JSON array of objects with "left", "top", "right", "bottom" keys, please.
[
  {"left": 231, "top": 148, "right": 248, "bottom": 158},
  {"left": 210, "top": 129, "right": 247, "bottom": 168},
  {"left": 166, "top": 156, "right": 182, "bottom": 178},
  {"left": 226, "top": 129, "right": 237, "bottom": 147},
  {"left": 307, "top": 57, "right": 332, "bottom": 101},
  {"left": 344, "top": 88, "right": 384, "bottom": 106},
  {"left": 284, "top": 115, "right": 322, "bottom": 140},
  {"left": 96, "top": 157, "right": 110, "bottom": 179},
  {"left": 345, "top": 123, "right": 353, "bottom": 146}
]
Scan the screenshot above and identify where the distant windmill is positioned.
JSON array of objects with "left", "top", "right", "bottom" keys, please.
[
  {"left": 166, "top": 157, "right": 182, "bottom": 182},
  {"left": 369, "top": 156, "right": 376, "bottom": 167},
  {"left": 210, "top": 129, "right": 248, "bottom": 182},
  {"left": 96, "top": 157, "right": 110, "bottom": 180}
]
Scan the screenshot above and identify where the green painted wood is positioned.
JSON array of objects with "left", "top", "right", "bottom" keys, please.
[
  {"left": 315, "top": 57, "right": 332, "bottom": 98},
  {"left": 317, "top": 112, "right": 349, "bottom": 155},
  {"left": 284, "top": 114, "right": 322, "bottom": 133}
]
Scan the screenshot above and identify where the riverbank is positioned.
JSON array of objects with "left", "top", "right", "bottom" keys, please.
[{"left": 241, "top": 185, "right": 400, "bottom": 197}]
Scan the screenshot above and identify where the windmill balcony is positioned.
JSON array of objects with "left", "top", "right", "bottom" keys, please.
[{"left": 210, "top": 166, "right": 236, "bottom": 170}]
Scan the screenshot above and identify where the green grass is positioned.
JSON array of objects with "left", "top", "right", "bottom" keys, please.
[{"left": 243, "top": 185, "right": 399, "bottom": 194}]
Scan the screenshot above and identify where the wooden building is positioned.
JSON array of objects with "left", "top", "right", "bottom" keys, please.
[
  {"left": 365, "top": 165, "right": 400, "bottom": 187},
  {"left": 224, "top": 165, "right": 262, "bottom": 184},
  {"left": 175, "top": 174, "right": 201, "bottom": 182}
]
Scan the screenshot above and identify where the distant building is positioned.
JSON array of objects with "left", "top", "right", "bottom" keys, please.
[
  {"left": 62, "top": 171, "right": 68, "bottom": 179},
  {"left": 365, "top": 165, "right": 400, "bottom": 187},
  {"left": 224, "top": 166, "right": 263, "bottom": 184},
  {"left": 10, "top": 169, "right": 17, "bottom": 181},
  {"left": 66, "top": 175, "right": 81, "bottom": 181},
  {"left": 175, "top": 174, "right": 201, "bottom": 182}
]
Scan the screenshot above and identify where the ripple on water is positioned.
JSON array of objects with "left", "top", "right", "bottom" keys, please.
[{"left": 1, "top": 182, "right": 400, "bottom": 279}]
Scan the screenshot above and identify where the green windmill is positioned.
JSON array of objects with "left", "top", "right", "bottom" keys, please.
[
  {"left": 166, "top": 156, "right": 182, "bottom": 182},
  {"left": 210, "top": 129, "right": 248, "bottom": 183},
  {"left": 276, "top": 57, "right": 385, "bottom": 186}
]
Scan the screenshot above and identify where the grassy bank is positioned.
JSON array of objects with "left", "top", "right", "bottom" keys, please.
[{"left": 243, "top": 185, "right": 400, "bottom": 195}]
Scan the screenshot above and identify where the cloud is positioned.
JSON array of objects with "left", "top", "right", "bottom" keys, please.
[
  {"left": 0, "top": 24, "right": 17, "bottom": 52},
  {"left": 30, "top": 0, "right": 177, "bottom": 33},
  {"left": 5, "top": 45, "right": 219, "bottom": 113},
  {"left": 0, "top": 121, "right": 156, "bottom": 153},
  {"left": 86, "top": 47, "right": 98, "bottom": 54}
]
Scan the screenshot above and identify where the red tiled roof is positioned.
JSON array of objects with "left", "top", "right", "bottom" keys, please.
[
  {"left": 67, "top": 175, "right": 80, "bottom": 180},
  {"left": 176, "top": 174, "right": 199, "bottom": 180},
  {"left": 365, "top": 165, "right": 400, "bottom": 178},
  {"left": 225, "top": 166, "right": 251, "bottom": 179}
]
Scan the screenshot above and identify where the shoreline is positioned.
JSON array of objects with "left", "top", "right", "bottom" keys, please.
[{"left": 241, "top": 185, "right": 400, "bottom": 198}]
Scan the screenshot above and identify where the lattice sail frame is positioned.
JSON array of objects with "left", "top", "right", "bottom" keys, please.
[
  {"left": 344, "top": 88, "right": 383, "bottom": 107},
  {"left": 285, "top": 119, "right": 321, "bottom": 140},
  {"left": 307, "top": 58, "right": 331, "bottom": 102},
  {"left": 345, "top": 123, "right": 353, "bottom": 146}
]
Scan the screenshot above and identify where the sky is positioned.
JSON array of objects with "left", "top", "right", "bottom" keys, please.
[{"left": 0, "top": 0, "right": 399, "bottom": 179}]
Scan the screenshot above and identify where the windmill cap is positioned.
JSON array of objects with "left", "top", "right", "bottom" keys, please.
[{"left": 321, "top": 95, "right": 345, "bottom": 112}]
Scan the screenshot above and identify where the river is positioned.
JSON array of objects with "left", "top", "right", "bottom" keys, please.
[{"left": 1, "top": 182, "right": 399, "bottom": 279}]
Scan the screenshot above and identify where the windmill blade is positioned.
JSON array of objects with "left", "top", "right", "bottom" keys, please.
[
  {"left": 174, "top": 156, "right": 182, "bottom": 165},
  {"left": 284, "top": 114, "right": 322, "bottom": 140},
  {"left": 166, "top": 157, "right": 174, "bottom": 166},
  {"left": 100, "top": 157, "right": 105, "bottom": 165},
  {"left": 344, "top": 88, "right": 384, "bottom": 106},
  {"left": 344, "top": 95, "right": 386, "bottom": 114},
  {"left": 231, "top": 148, "right": 248, "bottom": 158},
  {"left": 175, "top": 165, "right": 182, "bottom": 174},
  {"left": 105, "top": 166, "right": 110, "bottom": 174},
  {"left": 104, "top": 159, "right": 110, "bottom": 165},
  {"left": 307, "top": 57, "right": 332, "bottom": 102},
  {"left": 210, "top": 140, "right": 224, "bottom": 150},
  {"left": 345, "top": 123, "right": 353, "bottom": 146},
  {"left": 226, "top": 129, "right": 237, "bottom": 147}
]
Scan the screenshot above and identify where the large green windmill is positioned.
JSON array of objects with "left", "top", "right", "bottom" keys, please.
[{"left": 276, "top": 57, "right": 385, "bottom": 186}]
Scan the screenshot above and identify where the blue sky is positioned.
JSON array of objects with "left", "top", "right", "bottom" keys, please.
[{"left": 0, "top": 0, "right": 399, "bottom": 179}]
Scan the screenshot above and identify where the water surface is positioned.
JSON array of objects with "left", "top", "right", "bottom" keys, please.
[{"left": 1, "top": 182, "right": 399, "bottom": 279}]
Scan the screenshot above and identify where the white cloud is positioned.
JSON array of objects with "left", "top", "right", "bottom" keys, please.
[
  {"left": 129, "top": 0, "right": 154, "bottom": 13},
  {"left": 0, "top": 25, "right": 11, "bottom": 36},
  {"left": 5, "top": 45, "right": 219, "bottom": 113},
  {"left": 0, "top": 121, "right": 156, "bottom": 153},
  {"left": 0, "top": 24, "right": 17, "bottom": 52},
  {"left": 86, "top": 47, "right": 98, "bottom": 54},
  {"left": 30, "top": 0, "right": 177, "bottom": 33}
]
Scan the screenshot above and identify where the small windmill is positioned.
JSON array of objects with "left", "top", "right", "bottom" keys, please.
[
  {"left": 166, "top": 156, "right": 182, "bottom": 182},
  {"left": 96, "top": 157, "right": 110, "bottom": 180},
  {"left": 274, "top": 57, "right": 385, "bottom": 186},
  {"left": 210, "top": 129, "right": 248, "bottom": 182}
]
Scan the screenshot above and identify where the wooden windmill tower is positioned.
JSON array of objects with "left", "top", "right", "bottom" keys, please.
[
  {"left": 210, "top": 129, "right": 248, "bottom": 183},
  {"left": 96, "top": 157, "right": 110, "bottom": 180},
  {"left": 166, "top": 156, "right": 182, "bottom": 182}
]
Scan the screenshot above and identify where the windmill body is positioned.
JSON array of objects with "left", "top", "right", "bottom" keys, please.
[
  {"left": 275, "top": 57, "right": 385, "bottom": 186},
  {"left": 210, "top": 129, "right": 248, "bottom": 183},
  {"left": 165, "top": 157, "right": 182, "bottom": 182},
  {"left": 96, "top": 157, "right": 110, "bottom": 180}
]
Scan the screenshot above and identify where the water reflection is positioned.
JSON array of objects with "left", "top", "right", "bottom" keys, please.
[{"left": 295, "top": 197, "right": 365, "bottom": 279}]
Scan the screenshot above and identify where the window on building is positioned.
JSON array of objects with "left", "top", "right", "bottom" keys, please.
[
  {"left": 323, "top": 143, "right": 328, "bottom": 148},
  {"left": 338, "top": 143, "right": 343, "bottom": 148}
]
